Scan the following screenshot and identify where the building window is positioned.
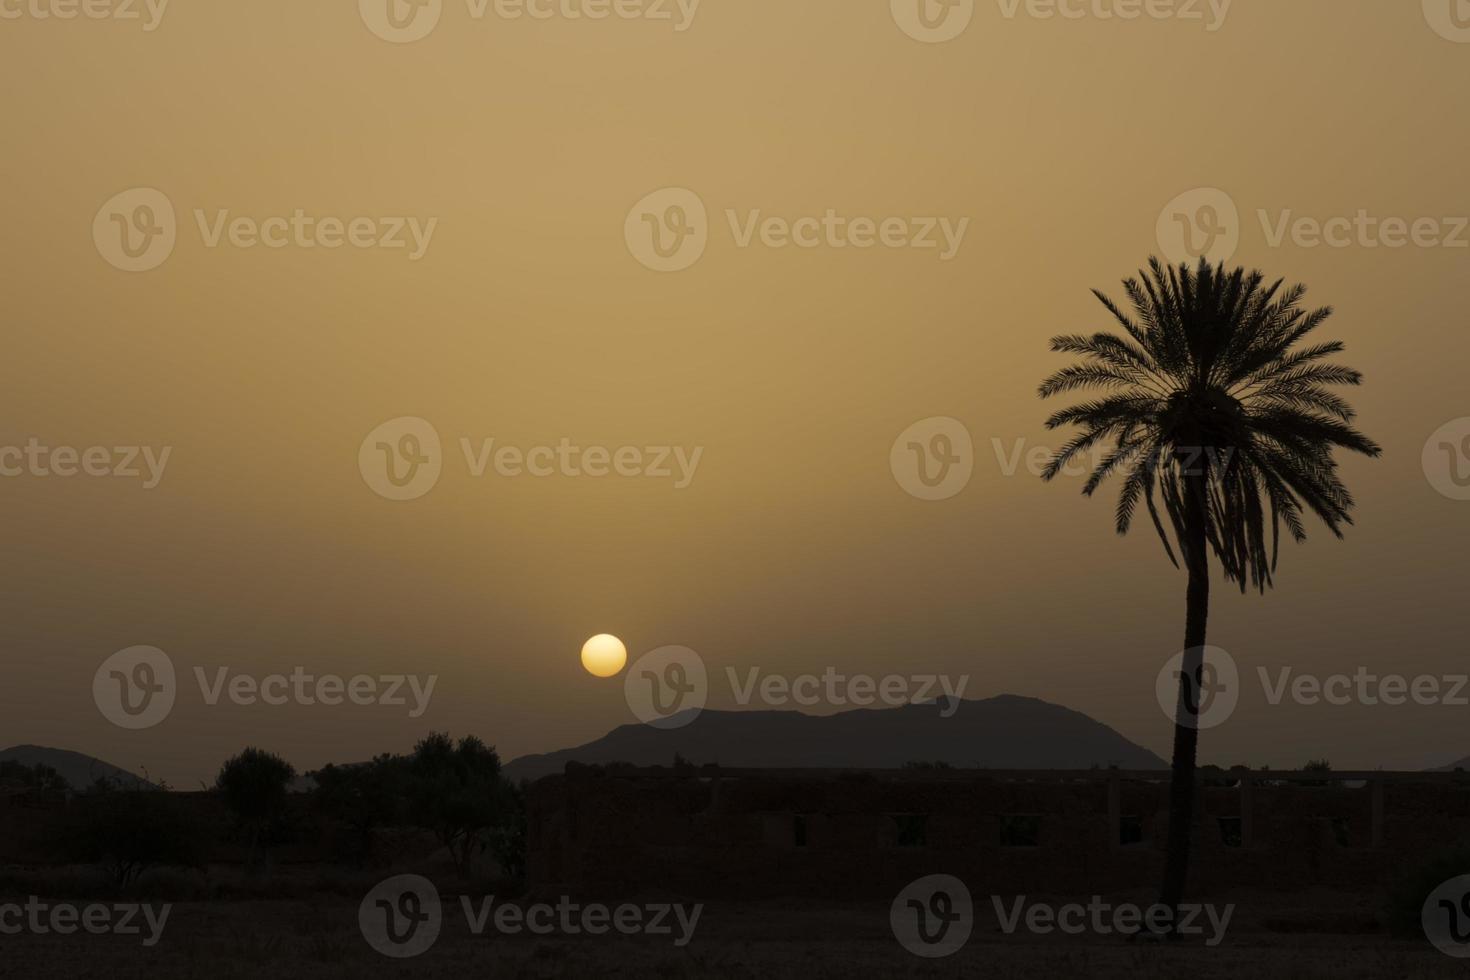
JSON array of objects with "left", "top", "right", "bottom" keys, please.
[
  {"left": 890, "top": 813, "right": 929, "bottom": 848},
  {"left": 1119, "top": 815, "right": 1144, "bottom": 847},
  {"left": 794, "top": 813, "right": 809, "bottom": 849},
  {"left": 1000, "top": 814, "right": 1041, "bottom": 848},
  {"left": 1217, "top": 816, "right": 1242, "bottom": 848}
]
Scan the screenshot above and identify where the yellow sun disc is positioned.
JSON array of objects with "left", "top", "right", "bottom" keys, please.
[{"left": 580, "top": 634, "right": 628, "bottom": 678}]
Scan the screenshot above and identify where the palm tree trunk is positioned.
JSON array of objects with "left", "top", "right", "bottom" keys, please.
[{"left": 1160, "top": 471, "right": 1211, "bottom": 924}]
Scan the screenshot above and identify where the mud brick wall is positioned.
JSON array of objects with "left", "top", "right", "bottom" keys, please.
[{"left": 527, "top": 766, "right": 1470, "bottom": 900}]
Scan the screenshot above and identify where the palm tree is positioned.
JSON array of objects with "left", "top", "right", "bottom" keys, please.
[{"left": 1038, "top": 257, "right": 1380, "bottom": 922}]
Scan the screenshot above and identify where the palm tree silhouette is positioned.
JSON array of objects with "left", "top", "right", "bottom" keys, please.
[{"left": 1038, "top": 258, "right": 1380, "bottom": 922}]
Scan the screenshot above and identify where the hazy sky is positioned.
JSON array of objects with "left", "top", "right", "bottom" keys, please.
[{"left": 2, "top": 1, "right": 1468, "bottom": 787}]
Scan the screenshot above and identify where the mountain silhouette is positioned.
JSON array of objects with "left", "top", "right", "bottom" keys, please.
[
  {"left": 502, "top": 695, "right": 1165, "bottom": 782},
  {"left": 0, "top": 745, "right": 157, "bottom": 791}
]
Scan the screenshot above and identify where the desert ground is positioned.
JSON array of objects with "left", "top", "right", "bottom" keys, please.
[{"left": 0, "top": 868, "right": 1460, "bottom": 979}]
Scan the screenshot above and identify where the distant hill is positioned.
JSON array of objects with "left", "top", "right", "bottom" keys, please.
[
  {"left": 1433, "top": 756, "right": 1470, "bottom": 772},
  {"left": 0, "top": 745, "right": 157, "bottom": 791},
  {"left": 502, "top": 695, "right": 1166, "bottom": 783}
]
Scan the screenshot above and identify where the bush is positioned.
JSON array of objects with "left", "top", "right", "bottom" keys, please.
[{"left": 59, "top": 783, "right": 205, "bottom": 889}]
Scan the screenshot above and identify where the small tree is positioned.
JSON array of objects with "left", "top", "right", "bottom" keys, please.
[
  {"left": 216, "top": 747, "right": 296, "bottom": 866},
  {"left": 313, "top": 754, "right": 407, "bottom": 863},
  {"left": 406, "top": 733, "right": 504, "bottom": 873},
  {"left": 62, "top": 781, "right": 203, "bottom": 889},
  {"left": 486, "top": 780, "right": 527, "bottom": 885}
]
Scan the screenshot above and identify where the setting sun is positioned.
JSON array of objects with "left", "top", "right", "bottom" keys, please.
[{"left": 580, "top": 634, "right": 628, "bottom": 678}]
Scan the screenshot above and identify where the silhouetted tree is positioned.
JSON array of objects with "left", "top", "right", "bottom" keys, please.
[
  {"left": 1039, "top": 258, "right": 1379, "bottom": 922},
  {"left": 62, "top": 780, "right": 203, "bottom": 888},
  {"left": 405, "top": 733, "right": 505, "bottom": 873},
  {"left": 216, "top": 747, "right": 296, "bottom": 866},
  {"left": 486, "top": 780, "right": 527, "bottom": 885},
  {"left": 312, "top": 754, "right": 407, "bottom": 863}
]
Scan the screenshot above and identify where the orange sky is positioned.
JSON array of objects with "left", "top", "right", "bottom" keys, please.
[{"left": 2, "top": 1, "right": 1468, "bottom": 786}]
